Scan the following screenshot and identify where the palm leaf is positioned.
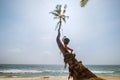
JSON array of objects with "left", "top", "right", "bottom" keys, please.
[
  {"left": 54, "top": 16, "right": 59, "bottom": 19},
  {"left": 50, "top": 12, "right": 59, "bottom": 16},
  {"left": 56, "top": 5, "right": 60, "bottom": 10},
  {"left": 54, "top": 9, "right": 61, "bottom": 15},
  {"left": 64, "top": 4, "right": 67, "bottom": 9},
  {"left": 63, "top": 9, "right": 66, "bottom": 14},
  {"left": 62, "top": 17, "right": 66, "bottom": 23},
  {"left": 80, "top": 0, "right": 89, "bottom": 7},
  {"left": 56, "top": 5, "right": 61, "bottom": 13},
  {"left": 50, "top": 4, "right": 68, "bottom": 31}
]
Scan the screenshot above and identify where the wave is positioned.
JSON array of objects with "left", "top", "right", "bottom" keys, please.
[
  {"left": 0, "top": 69, "right": 68, "bottom": 74},
  {"left": 92, "top": 70, "right": 114, "bottom": 74},
  {"left": 0, "top": 69, "right": 43, "bottom": 74},
  {"left": 44, "top": 70, "right": 68, "bottom": 73},
  {"left": 0, "top": 69, "right": 115, "bottom": 74}
]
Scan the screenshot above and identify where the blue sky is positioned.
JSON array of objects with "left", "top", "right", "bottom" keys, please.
[{"left": 0, "top": 0, "right": 120, "bottom": 65}]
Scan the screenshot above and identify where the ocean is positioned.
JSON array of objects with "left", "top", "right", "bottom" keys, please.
[{"left": 0, "top": 64, "right": 120, "bottom": 77}]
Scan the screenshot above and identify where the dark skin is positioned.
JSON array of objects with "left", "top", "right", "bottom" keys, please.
[
  {"left": 56, "top": 27, "right": 73, "bottom": 55},
  {"left": 62, "top": 37, "right": 73, "bottom": 54}
]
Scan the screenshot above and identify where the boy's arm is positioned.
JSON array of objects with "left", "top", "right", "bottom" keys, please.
[{"left": 65, "top": 45, "right": 73, "bottom": 52}]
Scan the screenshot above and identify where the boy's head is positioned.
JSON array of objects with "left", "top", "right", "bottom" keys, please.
[{"left": 62, "top": 36, "right": 70, "bottom": 45}]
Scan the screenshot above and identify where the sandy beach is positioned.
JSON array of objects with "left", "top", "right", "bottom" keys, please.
[{"left": 0, "top": 76, "right": 120, "bottom": 80}]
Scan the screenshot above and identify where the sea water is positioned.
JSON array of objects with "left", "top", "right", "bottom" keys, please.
[{"left": 0, "top": 64, "right": 120, "bottom": 77}]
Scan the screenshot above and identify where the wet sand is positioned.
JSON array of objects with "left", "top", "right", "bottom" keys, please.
[{"left": 0, "top": 76, "right": 120, "bottom": 80}]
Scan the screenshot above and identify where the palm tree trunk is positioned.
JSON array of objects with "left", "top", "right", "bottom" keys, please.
[
  {"left": 56, "top": 31, "right": 104, "bottom": 80},
  {"left": 56, "top": 18, "right": 69, "bottom": 56}
]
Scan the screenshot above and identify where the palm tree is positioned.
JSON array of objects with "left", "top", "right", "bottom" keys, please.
[
  {"left": 51, "top": 1, "right": 104, "bottom": 80},
  {"left": 50, "top": 0, "right": 89, "bottom": 31},
  {"left": 50, "top": 4, "right": 69, "bottom": 31},
  {"left": 80, "top": 0, "right": 89, "bottom": 7}
]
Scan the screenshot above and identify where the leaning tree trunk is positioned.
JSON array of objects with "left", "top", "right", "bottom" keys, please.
[{"left": 56, "top": 30, "right": 104, "bottom": 80}]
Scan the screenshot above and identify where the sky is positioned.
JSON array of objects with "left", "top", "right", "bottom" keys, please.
[{"left": 0, "top": 0, "right": 120, "bottom": 65}]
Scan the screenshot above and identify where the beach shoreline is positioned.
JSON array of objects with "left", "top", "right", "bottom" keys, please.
[
  {"left": 0, "top": 76, "right": 120, "bottom": 80},
  {"left": 0, "top": 64, "right": 119, "bottom": 80}
]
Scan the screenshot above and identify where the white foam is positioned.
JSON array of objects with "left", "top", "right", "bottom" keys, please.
[
  {"left": 44, "top": 70, "right": 68, "bottom": 73},
  {"left": 92, "top": 71, "right": 114, "bottom": 74},
  {"left": 0, "top": 69, "right": 114, "bottom": 74},
  {"left": 0, "top": 69, "right": 42, "bottom": 73}
]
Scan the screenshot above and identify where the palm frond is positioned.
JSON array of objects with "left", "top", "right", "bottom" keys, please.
[
  {"left": 56, "top": 5, "right": 61, "bottom": 12},
  {"left": 63, "top": 9, "right": 66, "bottom": 14},
  {"left": 56, "top": 5, "right": 60, "bottom": 10},
  {"left": 54, "top": 10, "right": 60, "bottom": 14},
  {"left": 50, "top": 12, "right": 59, "bottom": 16},
  {"left": 80, "top": 0, "right": 89, "bottom": 7},
  {"left": 62, "top": 17, "right": 66, "bottom": 23},
  {"left": 50, "top": 4, "right": 68, "bottom": 30},
  {"left": 64, "top": 4, "right": 67, "bottom": 9},
  {"left": 54, "top": 16, "right": 59, "bottom": 19},
  {"left": 63, "top": 15, "right": 69, "bottom": 22}
]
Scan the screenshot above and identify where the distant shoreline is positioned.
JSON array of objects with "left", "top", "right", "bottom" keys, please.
[
  {"left": 0, "top": 64, "right": 120, "bottom": 77},
  {"left": 0, "top": 76, "right": 120, "bottom": 80}
]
